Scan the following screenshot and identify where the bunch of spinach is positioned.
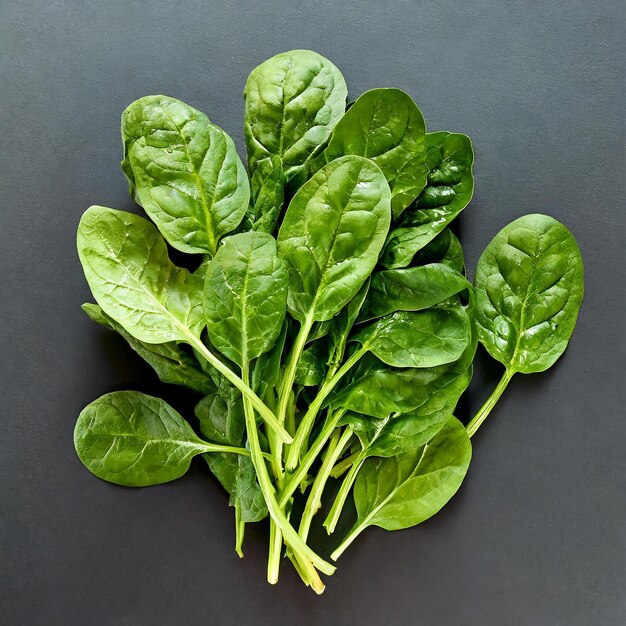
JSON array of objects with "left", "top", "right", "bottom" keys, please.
[{"left": 75, "top": 50, "right": 584, "bottom": 593}]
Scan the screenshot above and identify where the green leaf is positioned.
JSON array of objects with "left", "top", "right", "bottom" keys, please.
[
  {"left": 244, "top": 50, "right": 347, "bottom": 185},
  {"left": 204, "top": 231, "right": 288, "bottom": 367},
  {"left": 82, "top": 303, "right": 214, "bottom": 395},
  {"left": 195, "top": 384, "right": 244, "bottom": 446},
  {"left": 277, "top": 156, "right": 391, "bottom": 322},
  {"left": 321, "top": 88, "right": 427, "bottom": 218},
  {"left": 381, "top": 132, "right": 474, "bottom": 268},
  {"left": 77, "top": 206, "right": 204, "bottom": 343},
  {"left": 411, "top": 228, "right": 465, "bottom": 273},
  {"left": 332, "top": 349, "right": 473, "bottom": 419},
  {"left": 341, "top": 415, "right": 471, "bottom": 537},
  {"left": 474, "top": 213, "right": 584, "bottom": 373},
  {"left": 203, "top": 454, "right": 267, "bottom": 523},
  {"left": 121, "top": 95, "right": 249, "bottom": 255},
  {"left": 353, "top": 304, "right": 471, "bottom": 368},
  {"left": 75, "top": 391, "right": 244, "bottom": 487},
  {"left": 245, "top": 156, "right": 285, "bottom": 234},
  {"left": 359, "top": 264, "right": 470, "bottom": 321},
  {"left": 295, "top": 340, "right": 331, "bottom": 386}
]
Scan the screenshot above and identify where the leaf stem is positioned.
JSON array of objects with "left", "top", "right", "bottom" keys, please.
[
  {"left": 187, "top": 335, "right": 292, "bottom": 444},
  {"left": 299, "top": 428, "right": 353, "bottom": 543},
  {"left": 278, "top": 409, "right": 347, "bottom": 508},
  {"left": 285, "top": 344, "right": 368, "bottom": 471},
  {"left": 267, "top": 520, "right": 282, "bottom": 584},
  {"left": 234, "top": 506, "right": 245, "bottom": 558},
  {"left": 465, "top": 368, "right": 515, "bottom": 438},
  {"left": 276, "top": 314, "right": 315, "bottom": 426},
  {"left": 240, "top": 364, "right": 335, "bottom": 580},
  {"left": 330, "top": 521, "right": 365, "bottom": 561},
  {"left": 324, "top": 444, "right": 366, "bottom": 534}
]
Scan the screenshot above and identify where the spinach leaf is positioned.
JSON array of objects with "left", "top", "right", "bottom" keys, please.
[
  {"left": 245, "top": 156, "right": 285, "bottom": 234},
  {"left": 321, "top": 88, "right": 427, "bottom": 218},
  {"left": 204, "top": 231, "right": 287, "bottom": 366},
  {"left": 122, "top": 95, "right": 249, "bottom": 255},
  {"left": 82, "top": 303, "right": 214, "bottom": 395},
  {"left": 331, "top": 416, "right": 471, "bottom": 560},
  {"left": 75, "top": 391, "right": 249, "bottom": 487},
  {"left": 359, "top": 264, "right": 470, "bottom": 322},
  {"left": 474, "top": 213, "right": 584, "bottom": 373},
  {"left": 77, "top": 206, "right": 204, "bottom": 343},
  {"left": 295, "top": 340, "right": 332, "bottom": 387},
  {"left": 381, "top": 132, "right": 474, "bottom": 268},
  {"left": 352, "top": 303, "right": 471, "bottom": 368},
  {"left": 411, "top": 228, "right": 465, "bottom": 273},
  {"left": 244, "top": 50, "right": 347, "bottom": 187},
  {"left": 277, "top": 156, "right": 391, "bottom": 324}
]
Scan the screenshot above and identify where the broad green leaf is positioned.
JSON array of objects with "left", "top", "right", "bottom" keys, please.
[
  {"left": 349, "top": 416, "right": 471, "bottom": 532},
  {"left": 332, "top": 349, "right": 473, "bottom": 419},
  {"left": 474, "top": 214, "right": 584, "bottom": 373},
  {"left": 321, "top": 88, "right": 427, "bottom": 218},
  {"left": 277, "top": 156, "right": 391, "bottom": 322},
  {"left": 353, "top": 304, "right": 471, "bottom": 368},
  {"left": 122, "top": 95, "right": 249, "bottom": 255},
  {"left": 411, "top": 228, "right": 465, "bottom": 273},
  {"left": 82, "top": 303, "right": 214, "bottom": 395},
  {"left": 204, "top": 231, "right": 288, "bottom": 366},
  {"left": 195, "top": 384, "right": 244, "bottom": 446},
  {"left": 75, "top": 391, "right": 243, "bottom": 487},
  {"left": 77, "top": 206, "right": 204, "bottom": 343},
  {"left": 359, "top": 264, "right": 470, "bottom": 321},
  {"left": 252, "top": 321, "right": 287, "bottom": 403},
  {"left": 343, "top": 409, "right": 448, "bottom": 459},
  {"left": 244, "top": 50, "right": 347, "bottom": 185},
  {"left": 381, "top": 132, "right": 474, "bottom": 268}
]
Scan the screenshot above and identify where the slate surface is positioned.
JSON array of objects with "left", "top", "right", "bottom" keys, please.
[{"left": 1, "top": 1, "right": 624, "bottom": 624}]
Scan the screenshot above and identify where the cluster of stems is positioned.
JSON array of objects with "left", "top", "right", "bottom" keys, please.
[{"left": 227, "top": 316, "right": 511, "bottom": 593}]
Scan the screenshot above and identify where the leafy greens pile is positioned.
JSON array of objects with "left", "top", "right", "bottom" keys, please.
[{"left": 75, "top": 50, "right": 584, "bottom": 593}]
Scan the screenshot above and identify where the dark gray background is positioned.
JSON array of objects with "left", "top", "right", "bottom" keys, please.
[{"left": 1, "top": 1, "right": 624, "bottom": 624}]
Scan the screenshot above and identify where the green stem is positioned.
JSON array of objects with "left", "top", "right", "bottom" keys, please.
[
  {"left": 234, "top": 506, "right": 245, "bottom": 558},
  {"left": 240, "top": 364, "right": 335, "bottom": 579},
  {"left": 187, "top": 335, "right": 292, "bottom": 444},
  {"left": 278, "top": 409, "right": 346, "bottom": 508},
  {"left": 324, "top": 445, "right": 366, "bottom": 534},
  {"left": 331, "top": 521, "right": 365, "bottom": 561},
  {"left": 466, "top": 368, "right": 515, "bottom": 438},
  {"left": 276, "top": 314, "right": 315, "bottom": 427},
  {"left": 299, "top": 428, "right": 353, "bottom": 543},
  {"left": 203, "top": 443, "right": 254, "bottom": 456},
  {"left": 267, "top": 520, "right": 282, "bottom": 584},
  {"left": 285, "top": 344, "right": 368, "bottom": 471},
  {"left": 330, "top": 450, "right": 360, "bottom": 479}
]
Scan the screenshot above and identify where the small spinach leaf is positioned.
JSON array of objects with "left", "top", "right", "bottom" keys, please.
[
  {"left": 381, "top": 132, "right": 474, "bottom": 268},
  {"left": 359, "top": 264, "right": 470, "bottom": 322},
  {"left": 244, "top": 50, "right": 347, "bottom": 185},
  {"left": 474, "top": 214, "right": 584, "bottom": 373},
  {"left": 75, "top": 391, "right": 247, "bottom": 487},
  {"left": 331, "top": 416, "right": 471, "bottom": 560},
  {"left": 411, "top": 228, "right": 465, "bottom": 273},
  {"left": 77, "top": 206, "right": 204, "bottom": 343},
  {"left": 321, "top": 88, "right": 427, "bottom": 218},
  {"left": 204, "top": 231, "right": 287, "bottom": 366},
  {"left": 122, "top": 95, "right": 249, "bottom": 255}
]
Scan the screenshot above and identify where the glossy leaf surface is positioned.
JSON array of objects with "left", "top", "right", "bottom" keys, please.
[
  {"left": 122, "top": 96, "right": 249, "bottom": 255},
  {"left": 474, "top": 213, "right": 584, "bottom": 373},
  {"left": 244, "top": 50, "right": 347, "bottom": 184},
  {"left": 77, "top": 206, "right": 204, "bottom": 343},
  {"left": 382, "top": 132, "right": 473, "bottom": 268},
  {"left": 277, "top": 156, "right": 391, "bottom": 322},
  {"left": 349, "top": 416, "right": 471, "bottom": 531},
  {"left": 359, "top": 264, "right": 470, "bottom": 321},
  {"left": 322, "top": 88, "right": 427, "bottom": 218},
  {"left": 204, "top": 231, "right": 287, "bottom": 366},
  {"left": 75, "top": 391, "right": 216, "bottom": 486}
]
